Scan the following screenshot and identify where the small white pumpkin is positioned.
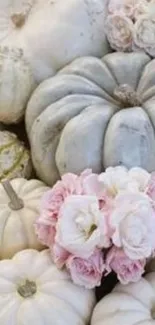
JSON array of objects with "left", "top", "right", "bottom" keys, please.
[
  {"left": 91, "top": 272, "right": 155, "bottom": 325},
  {"left": 0, "top": 178, "right": 49, "bottom": 259},
  {"left": 26, "top": 52, "right": 155, "bottom": 185},
  {"left": 0, "top": 0, "right": 109, "bottom": 82},
  {"left": 0, "top": 249, "right": 95, "bottom": 325},
  {"left": 0, "top": 130, "right": 32, "bottom": 181},
  {"left": 0, "top": 46, "right": 36, "bottom": 124}
]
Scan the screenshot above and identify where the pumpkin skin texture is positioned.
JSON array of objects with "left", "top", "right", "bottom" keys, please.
[
  {"left": 0, "top": 130, "right": 32, "bottom": 181},
  {"left": 0, "top": 46, "right": 35, "bottom": 124},
  {"left": 26, "top": 52, "right": 155, "bottom": 186},
  {"left": 0, "top": 249, "right": 95, "bottom": 325},
  {"left": 91, "top": 272, "right": 155, "bottom": 325},
  {"left": 0, "top": 0, "right": 109, "bottom": 83},
  {"left": 0, "top": 178, "right": 49, "bottom": 259}
]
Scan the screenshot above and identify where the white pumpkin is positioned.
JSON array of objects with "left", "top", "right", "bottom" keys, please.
[
  {"left": 26, "top": 52, "right": 155, "bottom": 185},
  {"left": 0, "top": 130, "right": 32, "bottom": 180},
  {"left": 0, "top": 0, "right": 109, "bottom": 83},
  {"left": 0, "top": 178, "right": 49, "bottom": 259},
  {"left": 91, "top": 272, "right": 155, "bottom": 325},
  {"left": 0, "top": 46, "right": 35, "bottom": 124},
  {"left": 0, "top": 249, "right": 95, "bottom": 325}
]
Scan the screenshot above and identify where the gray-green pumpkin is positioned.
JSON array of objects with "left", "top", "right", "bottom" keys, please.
[{"left": 26, "top": 52, "right": 155, "bottom": 185}]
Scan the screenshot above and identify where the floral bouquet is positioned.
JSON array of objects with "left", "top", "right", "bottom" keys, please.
[
  {"left": 105, "top": 0, "right": 155, "bottom": 57},
  {"left": 35, "top": 166, "right": 155, "bottom": 289}
]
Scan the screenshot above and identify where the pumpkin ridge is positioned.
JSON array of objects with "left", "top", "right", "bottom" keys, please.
[
  {"left": 0, "top": 148, "right": 28, "bottom": 181},
  {"left": 0, "top": 140, "right": 17, "bottom": 154},
  {"left": 37, "top": 292, "right": 86, "bottom": 323},
  {"left": 102, "top": 58, "right": 119, "bottom": 89}
]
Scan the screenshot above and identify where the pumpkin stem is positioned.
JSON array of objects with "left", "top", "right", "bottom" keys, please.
[
  {"left": 2, "top": 180, "right": 24, "bottom": 210},
  {"left": 11, "top": 13, "right": 26, "bottom": 28},
  {"left": 17, "top": 279, "right": 37, "bottom": 298},
  {"left": 114, "top": 84, "right": 141, "bottom": 108}
]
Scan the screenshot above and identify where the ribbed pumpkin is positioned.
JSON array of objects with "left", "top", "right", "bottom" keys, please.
[
  {"left": 0, "top": 249, "right": 95, "bottom": 325},
  {"left": 26, "top": 52, "right": 155, "bottom": 185},
  {"left": 91, "top": 272, "right": 155, "bottom": 325},
  {"left": 0, "top": 178, "right": 49, "bottom": 259}
]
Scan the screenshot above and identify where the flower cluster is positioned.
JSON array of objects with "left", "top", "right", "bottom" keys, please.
[
  {"left": 35, "top": 166, "right": 155, "bottom": 289},
  {"left": 105, "top": 0, "right": 155, "bottom": 57}
]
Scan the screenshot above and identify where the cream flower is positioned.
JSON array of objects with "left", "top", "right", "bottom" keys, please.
[
  {"left": 99, "top": 166, "right": 150, "bottom": 197},
  {"left": 128, "top": 167, "right": 150, "bottom": 191},
  {"left": 105, "top": 13, "right": 134, "bottom": 51},
  {"left": 133, "top": 1, "right": 149, "bottom": 20},
  {"left": 110, "top": 193, "right": 155, "bottom": 260},
  {"left": 98, "top": 166, "right": 137, "bottom": 197},
  {"left": 133, "top": 15, "right": 155, "bottom": 57},
  {"left": 108, "top": 0, "right": 135, "bottom": 18},
  {"left": 56, "top": 195, "right": 109, "bottom": 258}
]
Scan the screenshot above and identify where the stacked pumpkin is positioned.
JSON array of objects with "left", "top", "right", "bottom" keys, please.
[{"left": 0, "top": 0, "right": 155, "bottom": 324}]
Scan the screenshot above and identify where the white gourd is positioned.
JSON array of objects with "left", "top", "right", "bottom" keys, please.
[
  {"left": 0, "top": 0, "right": 109, "bottom": 83},
  {"left": 91, "top": 272, "right": 155, "bottom": 325},
  {"left": 0, "top": 249, "right": 95, "bottom": 325},
  {"left": 0, "top": 178, "right": 49, "bottom": 259},
  {"left": 0, "top": 46, "right": 35, "bottom": 124},
  {"left": 26, "top": 52, "right": 155, "bottom": 186}
]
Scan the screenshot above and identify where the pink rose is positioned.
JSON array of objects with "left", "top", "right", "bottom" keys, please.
[
  {"left": 66, "top": 250, "right": 105, "bottom": 289},
  {"left": 51, "top": 242, "right": 70, "bottom": 268},
  {"left": 41, "top": 172, "right": 83, "bottom": 223},
  {"left": 146, "top": 173, "right": 155, "bottom": 201},
  {"left": 35, "top": 219, "right": 56, "bottom": 247},
  {"left": 105, "top": 247, "right": 146, "bottom": 284}
]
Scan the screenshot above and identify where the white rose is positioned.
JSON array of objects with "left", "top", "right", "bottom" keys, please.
[
  {"left": 56, "top": 195, "right": 109, "bottom": 258},
  {"left": 98, "top": 166, "right": 138, "bottom": 197},
  {"left": 133, "top": 15, "right": 155, "bottom": 57},
  {"left": 128, "top": 167, "right": 150, "bottom": 191},
  {"left": 108, "top": 0, "right": 135, "bottom": 18},
  {"left": 110, "top": 193, "right": 155, "bottom": 259},
  {"left": 99, "top": 166, "right": 150, "bottom": 197},
  {"left": 105, "top": 13, "right": 134, "bottom": 51}
]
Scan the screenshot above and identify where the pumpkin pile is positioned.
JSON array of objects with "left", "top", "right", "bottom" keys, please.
[{"left": 0, "top": 0, "right": 155, "bottom": 324}]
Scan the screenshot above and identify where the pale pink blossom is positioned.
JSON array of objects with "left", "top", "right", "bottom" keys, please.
[
  {"left": 66, "top": 250, "right": 105, "bottom": 288},
  {"left": 146, "top": 172, "right": 155, "bottom": 200},
  {"left": 35, "top": 220, "right": 56, "bottom": 247},
  {"left": 105, "top": 247, "right": 146, "bottom": 284},
  {"left": 110, "top": 193, "right": 155, "bottom": 260},
  {"left": 105, "top": 13, "right": 134, "bottom": 52},
  {"left": 51, "top": 242, "right": 70, "bottom": 268},
  {"left": 40, "top": 173, "right": 83, "bottom": 224},
  {"left": 108, "top": 0, "right": 135, "bottom": 18},
  {"left": 56, "top": 195, "right": 110, "bottom": 259},
  {"left": 133, "top": 15, "right": 155, "bottom": 57}
]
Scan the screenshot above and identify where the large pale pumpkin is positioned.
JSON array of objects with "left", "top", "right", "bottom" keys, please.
[
  {"left": 0, "top": 0, "right": 109, "bottom": 83},
  {"left": 26, "top": 52, "right": 155, "bottom": 185},
  {"left": 91, "top": 272, "right": 155, "bottom": 325},
  {"left": 0, "top": 178, "right": 49, "bottom": 259},
  {"left": 0, "top": 249, "right": 95, "bottom": 325}
]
